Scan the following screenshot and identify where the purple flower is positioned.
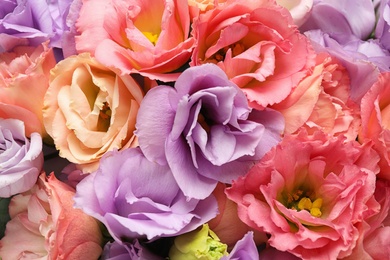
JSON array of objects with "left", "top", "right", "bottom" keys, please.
[
  {"left": 375, "top": 0, "right": 390, "bottom": 51},
  {"left": 101, "top": 240, "right": 163, "bottom": 260},
  {"left": 73, "top": 147, "right": 218, "bottom": 241},
  {"left": 0, "top": 118, "right": 43, "bottom": 197},
  {"left": 135, "top": 64, "right": 284, "bottom": 199},
  {"left": 221, "top": 231, "right": 259, "bottom": 260},
  {"left": 300, "top": 0, "right": 376, "bottom": 43},
  {"left": 0, "top": 0, "right": 73, "bottom": 52}
]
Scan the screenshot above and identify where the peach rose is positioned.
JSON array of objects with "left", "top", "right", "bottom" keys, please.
[
  {"left": 271, "top": 52, "right": 360, "bottom": 140},
  {"left": 0, "top": 42, "right": 56, "bottom": 139},
  {"left": 43, "top": 53, "right": 143, "bottom": 173},
  {"left": 191, "top": 0, "right": 315, "bottom": 109},
  {"left": 75, "top": 0, "right": 194, "bottom": 82},
  {"left": 359, "top": 72, "right": 390, "bottom": 180},
  {"left": 0, "top": 173, "right": 103, "bottom": 259}
]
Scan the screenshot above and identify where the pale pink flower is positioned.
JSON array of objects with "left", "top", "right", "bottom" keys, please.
[
  {"left": 0, "top": 42, "right": 56, "bottom": 139},
  {"left": 0, "top": 173, "right": 103, "bottom": 259},
  {"left": 276, "top": 0, "right": 313, "bottom": 27}
]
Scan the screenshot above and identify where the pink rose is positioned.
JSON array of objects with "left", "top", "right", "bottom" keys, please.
[
  {"left": 271, "top": 52, "right": 360, "bottom": 140},
  {"left": 226, "top": 131, "right": 381, "bottom": 259},
  {"left": 43, "top": 53, "right": 143, "bottom": 173},
  {"left": 0, "top": 173, "right": 103, "bottom": 259},
  {"left": 75, "top": 0, "right": 194, "bottom": 82},
  {"left": 0, "top": 42, "right": 56, "bottom": 139},
  {"left": 359, "top": 72, "right": 390, "bottom": 180},
  {"left": 190, "top": 0, "right": 316, "bottom": 109},
  {"left": 188, "top": 0, "right": 226, "bottom": 20}
]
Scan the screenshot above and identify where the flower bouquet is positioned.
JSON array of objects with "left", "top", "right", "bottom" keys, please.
[{"left": 0, "top": 0, "right": 389, "bottom": 259}]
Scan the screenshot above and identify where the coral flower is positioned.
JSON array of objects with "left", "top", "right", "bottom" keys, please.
[
  {"left": 226, "top": 131, "right": 381, "bottom": 259},
  {"left": 75, "top": 0, "right": 194, "bottom": 82}
]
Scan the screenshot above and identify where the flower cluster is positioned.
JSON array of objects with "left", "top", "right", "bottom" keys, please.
[{"left": 0, "top": 0, "right": 389, "bottom": 259}]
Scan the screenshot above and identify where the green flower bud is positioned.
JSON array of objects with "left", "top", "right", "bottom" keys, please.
[{"left": 169, "top": 224, "right": 228, "bottom": 260}]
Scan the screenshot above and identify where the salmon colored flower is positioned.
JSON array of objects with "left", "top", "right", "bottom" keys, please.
[
  {"left": 0, "top": 173, "right": 103, "bottom": 259},
  {"left": 43, "top": 53, "right": 143, "bottom": 173},
  {"left": 272, "top": 52, "right": 360, "bottom": 140},
  {"left": 75, "top": 0, "right": 194, "bottom": 82},
  {"left": 226, "top": 131, "right": 381, "bottom": 259},
  {"left": 0, "top": 42, "right": 56, "bottom": 139},
  {"left": 191, "top": 0, "right": 315, "bottom": 109},
  {"left": 359, "top": 72, "right": 390, "bottom": 180}
]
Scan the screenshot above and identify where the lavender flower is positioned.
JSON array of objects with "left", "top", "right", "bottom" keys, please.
[
  {"left": 0, "top": 0, "right": 73, "bottom": 52},
  {"left": 0, "top": 118, "right": 43, "bottom": 197},
  {"left": 101, "top": 240, "right": 163, "bottom": 260},
  {"left": 73, "top": 147, "right": 218, "bottom": 242},
  {"left": 135, "top": 64, "right": 284, "bottom": 199}
]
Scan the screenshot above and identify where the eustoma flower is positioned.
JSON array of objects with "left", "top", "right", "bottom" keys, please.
[
  {"left": 135, "top": 63, "right": 284, "bottom": 199},
  {"left": 73, "top": 147, "right": 218, "bottom": 241},
  {"left": 75, "top": 0, "right": 194, "bottom": 81},
  {"left": 42, "top": 53, "right": 143, "bottom": 173},
  {"left": 191, "top": 0, "right": 315, "bottom": 108},
  {"left": 226, "top": 131, "right": 381, "bottom": 259},
  {"left": 0, "top": 0, "right": 74, "bottom": 52},
  {"left": 0, "top": 42, "right": 56, "bottom": 138},
  {"left": 0, "top": 118, "right": 43, "bottom": 198},
  {"left": 0, "top": 173, "right": 103, "bottom": 259},
  {"left": 359, "top": 72, "right": 390, "bottom": 180}
]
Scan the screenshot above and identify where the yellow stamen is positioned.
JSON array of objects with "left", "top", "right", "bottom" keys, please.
[
  {"left": 310, "top": 208, "right": 322, "bottom": 217},
  {"left": 297, "top": 197, "right": 312, "bottom": 211},
  {"left": 312, "top": 198, "right": 323, "bottom": 209},
  {"left": 142, "top": 31, "right": 159, "bottom": 45}
]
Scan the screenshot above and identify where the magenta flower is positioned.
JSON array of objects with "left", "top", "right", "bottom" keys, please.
[
  {"left": 0, "top": 118, "right": 43, "bottom": 198},
  {"left": 226, "top": 131, "right": 382, "bottom": 259},
  {"left": 135, "top": 64, "right": 284, "bottom": 199},
  {"left": 73, "top": 147, "right": 218, "bottom": 241}
]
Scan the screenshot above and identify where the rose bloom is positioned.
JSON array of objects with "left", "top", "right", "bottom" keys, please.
[
  {"left": 359, "top": 72, "right": 390, "bottom": 180},
  {"left": 135, "top": 64, "right": 284, "bottom": 199},
  {"left": 0, "top": 118, "right": 43, "bottom": 198},
  {"left": 0, "top": 173, "right": 103, "bottom": 259},
  {"left": 0, "top": 42, "right": 56, "bottom": 139},
  {"left": 271, "top": 52, "right": 360, "bottom": 140},
  {"left": 75, "top": 0, "right": 194, "bottom": 82},
  {"left": 43, "top": 53, "right": 143, "bottom": 173},
  {"left": 191, "top": 0, "right": 316, "bottom": 109},
  {"left": 0, "top": 0, "right": 74, "bottom": 52},
  {"left": 73, "top": 147, "right": 218, "bottom": 241},
  {"left": 276, "top": 0, "right": 313, "bottom": 27},
  {"left": 226, "top": 131, "right": 381, "bottom": 259}
]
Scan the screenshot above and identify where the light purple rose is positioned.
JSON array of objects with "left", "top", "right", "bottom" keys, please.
[
  {"left": 299, "top": 0, "right": 376, "bottom": 43},
  {"left": 0, "top": 118, "right": 43, "bottom": 197},
  {"left": 101, "top": 240, "right": 163, "bottom": 260},
  {"left": 73, "top": 147, "right": 218, "bottom": 241},
  {"left": 0, "top": 0, "right": 73, "bottom": 52},
  {"left": 220, "top": 231, "right": 259, "bottom": 260},
  {"left": 135, "top": 64, "right": 284, "bottom": 199}
]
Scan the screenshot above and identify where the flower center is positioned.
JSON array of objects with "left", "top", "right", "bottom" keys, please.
[
  {"left": 97, "top": 102, "right": 111, "bottom": 131},
  {"left": 210, "top": 42, "right": 246, "bottom": 62},
  {"left": 284, "top": 189, "right": 323, "bottom": 217},
  {"left": 142, "top": 31, "right": 159, "bottom": 45}
]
